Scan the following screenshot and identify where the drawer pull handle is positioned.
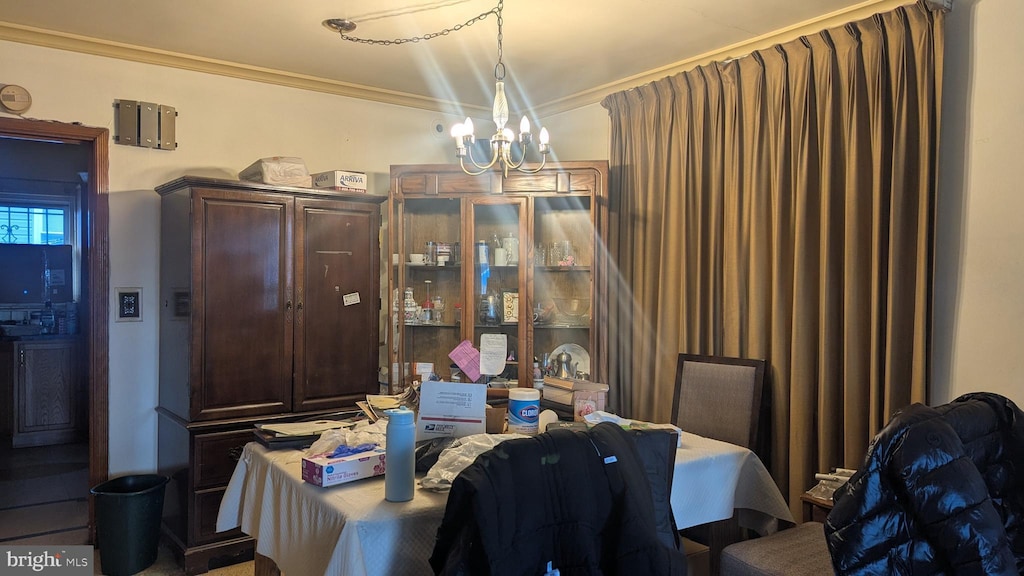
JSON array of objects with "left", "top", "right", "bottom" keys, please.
[{"left": 228, "top": 446, "right": 244, "bottom": 462}]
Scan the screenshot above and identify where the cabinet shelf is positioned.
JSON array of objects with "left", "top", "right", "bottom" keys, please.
[
  {"left": 404, "top": 264, "right": 463, "bottom": 270},
  {"left": 536, "top": 265, "right": 592, "bottom": 272}
]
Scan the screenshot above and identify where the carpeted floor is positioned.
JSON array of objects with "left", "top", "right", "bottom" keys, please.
[{"left": 97, "top": 542, "right": 254, "bottom": 575}]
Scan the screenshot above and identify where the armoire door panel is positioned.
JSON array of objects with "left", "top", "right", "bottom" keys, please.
[
  {"left": 294, "top": 199, "right": 379, "bottom": 410},
  {"left": 193, "top": 192, "right": 293, "bottom": 420}
]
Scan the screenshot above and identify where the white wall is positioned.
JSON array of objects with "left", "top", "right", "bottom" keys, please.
[
  {"left": 540, "top": 103, "right": 610, "bottom": 162},
  {"left": 933, "top": 0, "right": 1024, "bottom": 408},
  {"left": 0, "top": 40, "right": 463, "bottom": 475}
]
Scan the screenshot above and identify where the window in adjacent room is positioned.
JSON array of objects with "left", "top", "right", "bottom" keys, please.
[{"left": 0, "top": 203, "right": 69, "bottom": 244}]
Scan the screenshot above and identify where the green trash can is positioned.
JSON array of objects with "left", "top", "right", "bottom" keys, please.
[{"left": 91, "top": 474, "right": 169, "bottom": 576}]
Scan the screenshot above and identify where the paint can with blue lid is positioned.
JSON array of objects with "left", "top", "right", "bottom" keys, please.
[{"left": 507, "top": 388, "right": 540, "bottom": 435}]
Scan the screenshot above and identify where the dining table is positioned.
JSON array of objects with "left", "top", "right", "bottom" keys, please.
[{"left": 217, "top": 429, "right": 792, "bottom": 576}]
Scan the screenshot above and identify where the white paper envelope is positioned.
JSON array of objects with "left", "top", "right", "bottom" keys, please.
[{"left": 417, "top": 381, "right": 487, "bottom": 441}]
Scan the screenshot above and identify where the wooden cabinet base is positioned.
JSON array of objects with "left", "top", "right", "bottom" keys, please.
[{"left": 163, "top": 532, "right": 254, "bottom": 576}]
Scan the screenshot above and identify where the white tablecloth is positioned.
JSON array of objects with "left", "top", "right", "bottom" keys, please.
[
  {"left": 218, "top": 433, "right": 792, "bottom": 576},
  {"left": 216, "top": 444, "right": 448, "bottom": 576},
  {"left": 671, "top": 431, "right": 792, "bottom": 534}
]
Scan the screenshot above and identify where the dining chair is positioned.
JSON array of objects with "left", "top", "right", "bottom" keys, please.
[
  {"left": 671, "top": 354, "right": 768, "bottom": 461},
  {"left": 671, "top": 353, "right": 769, "bottom": 575}
]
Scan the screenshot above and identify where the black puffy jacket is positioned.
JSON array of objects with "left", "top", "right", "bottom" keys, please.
[{"left": 825, "top": 392, "right": 1024, "bottom": 575}]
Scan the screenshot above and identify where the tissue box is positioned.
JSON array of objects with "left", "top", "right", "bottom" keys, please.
[
  {"left": 301, "top": 447, "right": 386, "bottom": 487},
  {"left": 239, "top": 157, "right": 311, "bottom": 187},
  {"left": 312, "top": 170, "right": 367, "bottom": 191}
]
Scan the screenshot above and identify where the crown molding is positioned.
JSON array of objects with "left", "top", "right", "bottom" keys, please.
[
  {"left": 533, "top": 0, "right": 915, "bottom": 118},
  {"left": 0, "top": 20, "right": 487, "bottom": 117},
  {"left": 1, "top": 0, "right": 914, "bottom": 120}
]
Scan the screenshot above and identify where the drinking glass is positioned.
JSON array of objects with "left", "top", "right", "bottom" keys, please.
[{"left": 535, "top": 242, "right": 546, "bottom": 267}]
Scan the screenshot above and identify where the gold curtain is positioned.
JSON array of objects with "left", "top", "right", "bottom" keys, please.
[{"left": 600, "top": 1, "right": 944, "bottom": 514}]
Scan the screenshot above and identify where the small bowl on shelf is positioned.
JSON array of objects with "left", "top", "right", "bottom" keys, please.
[{"left": 552, "top": 297, "right": 590, "bottom": 324}]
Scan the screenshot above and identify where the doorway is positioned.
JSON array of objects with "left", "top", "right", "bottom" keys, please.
[{"left": 0, "top": 117, "right": 109, "bottom": 542}]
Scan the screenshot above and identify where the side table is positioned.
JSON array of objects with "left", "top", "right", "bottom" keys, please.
[{"left": 800, "top": 492, "right": 834, "bottom": 524}]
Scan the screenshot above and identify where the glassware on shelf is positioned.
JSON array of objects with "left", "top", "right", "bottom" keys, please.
[
  {"left": 421, "top": 280, "right": 435, "bottom": 323},
  {"left": 502, "top": 233, "right": 519, "bottom": 265},
  {"left": 424, "top": 241, "right": 437, "bottom": 266},
  {"left": 552, "top": 240, "right": 575, "bottom": 266},
  {"left": 535, "top": 242, "right": 547, "bottom": 266},
  {"left": 548, "top": 241, "right": 562, "bottom": 266},
  {"left": 432, "top": 295, "right": 445, "bottom": 324},
  {"left": 478, "top": 289, "right": 501, "bottom": 326},
  {"left": 436, "top": 242, "right": 451, "bottom": 262}
]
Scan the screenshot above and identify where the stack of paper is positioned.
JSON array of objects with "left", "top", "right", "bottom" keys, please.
[{"left": 256, "top": 420, "right": 353, "bottom": 437}]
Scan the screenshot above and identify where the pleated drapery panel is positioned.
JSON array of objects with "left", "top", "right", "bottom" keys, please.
[{"left": 601, "top": 1, "right": 943, "bottom": 516}]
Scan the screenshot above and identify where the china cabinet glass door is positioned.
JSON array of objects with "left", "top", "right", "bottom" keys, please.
[
  {"left": 531, "top": 196, "right": 594, "bottom": 382},
  {"left": 391, "top": 197, "right": 463, "bottom": 390},
  {"left": 467, "top": 197, "right": 526, "bottom": 385}
]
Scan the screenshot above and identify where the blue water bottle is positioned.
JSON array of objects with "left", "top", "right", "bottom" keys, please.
[{"left": 384, "top": 406, "right": 416, "bottom": 502}]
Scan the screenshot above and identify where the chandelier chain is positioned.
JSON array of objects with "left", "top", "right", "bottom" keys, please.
[
  {"left": 337, "top": 2, "right": 500, "bottom": 46},
  {"left": 494, "top": 0, "right": 505, "bottom": 80}
]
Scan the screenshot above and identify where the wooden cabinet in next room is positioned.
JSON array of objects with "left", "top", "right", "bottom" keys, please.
[
  {"left": 1, "top": 336, "right": 82, "bottom": 448},
  {"left": 156, "top": 176, "right": 384, "bottom": 574}
]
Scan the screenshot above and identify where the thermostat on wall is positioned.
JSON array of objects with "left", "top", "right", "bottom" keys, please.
[{"left": 0, "top": 84, "right": 32, "bottom": 114}]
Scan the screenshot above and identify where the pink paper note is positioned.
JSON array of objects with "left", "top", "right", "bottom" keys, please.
[{"left": 449, "top": 339, "right": 482, "bottom": 383}]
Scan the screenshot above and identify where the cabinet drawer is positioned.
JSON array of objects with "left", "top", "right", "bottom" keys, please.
[
  {"left": 194, "top": 487, "right": 245, "bottom": 545},
  {"left": 193, "top": 429, "right": 251, "bottom": 489}
]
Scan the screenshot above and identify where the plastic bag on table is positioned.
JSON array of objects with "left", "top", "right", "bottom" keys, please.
[
  {"left": 306, "top": 419, "right": 388, "bottom": 458},
  {"left": 420, "top": 433, "right": 528, "bottom": 492}
]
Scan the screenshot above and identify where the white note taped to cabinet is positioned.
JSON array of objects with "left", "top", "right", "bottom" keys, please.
[
  {"left": 479, "top": 333, "right": 507, "bottom": 375},
  {"left": 343, "top": 292, "right": 360, "bottom": 306}
]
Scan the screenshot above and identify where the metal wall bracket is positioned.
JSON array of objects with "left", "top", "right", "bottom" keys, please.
[{"left": 114, "top": 99, "right": 178, "bottom": 149}]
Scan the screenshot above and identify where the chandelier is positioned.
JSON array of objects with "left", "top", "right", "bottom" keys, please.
[
  {"left": 449, "top": 1, "right": 550, "bottom": 177},
  {"left": 324, "top": 0, "right": 550, "bottom": 178}
]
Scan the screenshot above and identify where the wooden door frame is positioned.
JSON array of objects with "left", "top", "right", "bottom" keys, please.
[{"left": 0, "top": 117, "right": 109, "bottom": 540}]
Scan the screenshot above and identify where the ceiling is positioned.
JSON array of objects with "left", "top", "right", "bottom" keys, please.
[{"left": 0, "top": 0, "right": 904, "bottom": 118}]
